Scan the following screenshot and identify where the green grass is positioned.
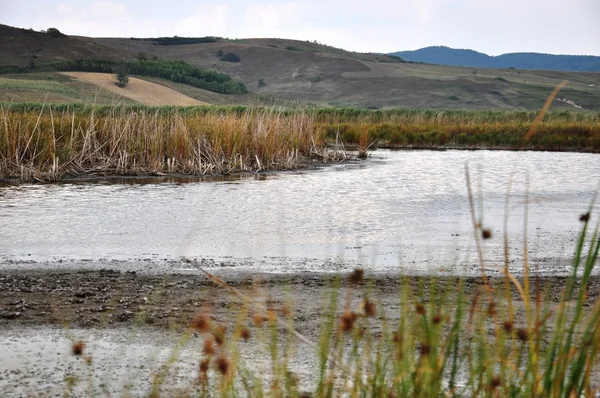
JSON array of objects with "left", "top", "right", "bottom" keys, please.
[{"left": 0, "top": 77, "right": 78, "bottom": 96}]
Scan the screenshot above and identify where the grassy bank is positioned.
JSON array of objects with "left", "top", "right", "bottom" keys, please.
[
  {"left": 2, "top": 103, "right": 600, "bottom": 181},
  {"left": 0, "top": 104, "right": 329, "bottom": 181}
]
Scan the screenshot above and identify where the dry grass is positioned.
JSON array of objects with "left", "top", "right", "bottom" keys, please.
[
  {"left": 0, "top": 105, "right": 326, "bottom": 181},
  {"left": 60, "top": 72, "right": 206, "bottom": 106}
]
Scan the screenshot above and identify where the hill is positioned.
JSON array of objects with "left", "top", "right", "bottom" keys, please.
[
  {"left": 1, "top": 24, "right": 600, "bottom": 110},
  {"left": 391, "top": 46, "right": 600, "bottom": 72}
]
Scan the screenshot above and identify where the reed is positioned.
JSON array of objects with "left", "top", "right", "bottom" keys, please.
[{"left": 0, "top": 104, "right": 326, "bottom": 181}]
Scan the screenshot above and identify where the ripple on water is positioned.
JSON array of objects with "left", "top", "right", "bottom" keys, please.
[{"left": 0, "top": 149, "right": 598, "bottom": 275}]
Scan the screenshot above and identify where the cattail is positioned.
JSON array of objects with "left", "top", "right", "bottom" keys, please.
[{"left": 72, "top": 341, "right": 85, "bottom": 356}]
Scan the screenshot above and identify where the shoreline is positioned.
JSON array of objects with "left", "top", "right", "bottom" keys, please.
[{"left": 1, "top": 268, "right": 597, "bottom": 331}]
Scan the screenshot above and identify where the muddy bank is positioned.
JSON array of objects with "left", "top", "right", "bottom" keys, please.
[
  {"left": 1, "top": 268, "right": 600, "bottom": 396},
  {"left": 1, "top": 269, "right": 598, "bottom": 335}
]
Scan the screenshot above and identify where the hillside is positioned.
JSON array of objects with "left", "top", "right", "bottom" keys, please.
[
  {"left": 1, "top": 24, "right": 600, "bottom": 110},
  {"left": 391, "top": 46, "right": 600, "bottom": 72}
]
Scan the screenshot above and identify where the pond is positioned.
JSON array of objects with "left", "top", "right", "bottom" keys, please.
[{"left": 1, "top": 149, "right": 598, "bottom": 275}]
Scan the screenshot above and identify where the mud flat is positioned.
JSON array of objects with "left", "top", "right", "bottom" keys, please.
[{"left": 1, "top": 267, "right": 599, "bottom": 395}]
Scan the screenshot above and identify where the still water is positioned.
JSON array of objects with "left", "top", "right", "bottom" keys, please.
[{"left": 0, "top": 150, "right": 598, "bottom": 275}]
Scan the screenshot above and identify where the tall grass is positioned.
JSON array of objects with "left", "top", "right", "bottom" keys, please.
[{"left": 0, "top": 104, "right": 326, "bottom": 181}]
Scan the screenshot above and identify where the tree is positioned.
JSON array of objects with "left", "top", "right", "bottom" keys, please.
[
  {"left": 115, "top": 65, "right": 129, "bottom": 88},
  {"left": 46, "top": 28, "right": 66, "bottom": 38}
]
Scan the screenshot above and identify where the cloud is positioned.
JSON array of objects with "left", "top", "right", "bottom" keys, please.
[
  {"left": 34, "top": 1, "right": 138, "bottom": 36},
  {"left": 177, "top": 3, "right": 230, "bottom": 37}
]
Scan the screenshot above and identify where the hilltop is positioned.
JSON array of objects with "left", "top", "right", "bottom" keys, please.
[
  {"left": 1, "top": 24, "right": 599, "bottom": 110},
  {"left": 391, "top": 46, "right": 600, "bottom": 72}
]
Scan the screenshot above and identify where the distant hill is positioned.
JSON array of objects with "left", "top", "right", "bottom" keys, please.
[
  {"left": 1, "top": 24, "right": 600, "bottom": 110},
  {"left": 391, "top": 46, "right": 600, "bottom": 72}
]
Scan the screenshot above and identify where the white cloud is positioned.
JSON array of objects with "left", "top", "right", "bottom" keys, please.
[{"left": 178, "top": 3, "right": 230, "bottom": 37}]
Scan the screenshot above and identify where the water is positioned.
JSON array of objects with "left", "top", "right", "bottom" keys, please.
[{"left": 0, "top": 150, "right": 599, "bottom": 275}]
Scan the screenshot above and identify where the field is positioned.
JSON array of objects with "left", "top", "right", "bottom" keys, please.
[{"left": 60, "top": 72, "right": 205, "bottom": 106}]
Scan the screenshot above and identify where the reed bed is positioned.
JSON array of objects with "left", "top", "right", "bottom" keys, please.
[
  {"left": 0, "top": 104, "right": 327, "bottom": 181},
  {"left": 2, "top": 103, "right": 600, "bottom": 181}
]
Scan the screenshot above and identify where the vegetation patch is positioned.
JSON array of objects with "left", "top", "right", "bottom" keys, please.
[
  {"left": 0, "top": 58, "right": 248, "bottom": 95},
  {"left": 0, "top": 77, "right": 78, "bottom": 96},
  {"left": 220, "top": 52, "right": 241, "bottom": 63}
]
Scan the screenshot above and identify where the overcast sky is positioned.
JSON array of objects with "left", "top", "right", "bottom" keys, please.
[{"left": 1, "top": 0, "right": 599, "bottom": 56}]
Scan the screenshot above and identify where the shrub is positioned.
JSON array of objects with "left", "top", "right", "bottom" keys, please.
[
  {"left": 46, "top": 28, "right": 66, "bottom": 38},
  {"left": 220, "top": 53, "right": 241, "bottom": 63},
  {"left": 217, "top": 49, "right": 224, "bottom": 57},
  {"left": 258, "top": 78, "right": 266, "bottom": 88},
  {"left": 115, "top": 65, "right": 129, "bottom": 88}
]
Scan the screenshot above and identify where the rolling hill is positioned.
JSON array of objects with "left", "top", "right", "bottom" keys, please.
[
  {"left": 1, "top": 24, "right": 599, "bottom": 110},
  {"left": 391, "top": 46, "right": 600, "bottom": 72}
]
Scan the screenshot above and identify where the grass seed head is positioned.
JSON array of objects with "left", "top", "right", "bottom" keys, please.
[
  {"left": 281, "top": 304, "right": 292, "bottom": 318},
  {"left": 362, "top": 299, "right": 377, "bottom": 317},
  {"left": 415, "top": 303, "right": 426, "bottom": 316},
  {"left": 580, "top": 212, "right": 590, "bottom": 222},
  {"left": 213, "top": 324, "right": 227, "bottom": 346},
  {"left": 517, "top": 328, "right": 529, "bottom": 342},
  {"left": 482, "top": 228, "right": 492, "bottom": 239},
  {"left": 487, "top": 301, "right": 496, "bottom": 317},
  {"left": 240, "top": 327, "right": 251, "bottom": 342},
  {"left": 490, "top": 376, "right": 501, "bottom": 389},
  {"left": 503, "top": 320, "right": 514, "bottom": 333},
  {"left": 341, "top": 311, "right": 358, "bottom": 332},
  {"left": 252, "top": 313, "right": 268, "bottom": 327},
  {"left": 199, "top": 358, "right": 210, "bottom": 374},
  {"left": 203, "top": 338, "right": 216, "bottom": 356},
  {"left": 432, "top": 313, "right": 443, "bottom": 325},
  {"left": 72, "top": 341, "right": 85, "bottom": 356},
  {"left": 216, "top": 356, "right": 230, "bottom": 375},
  {"left": 419, "top": 343, "right": 430, "bottom": 356},
  {"left": 190, "top": 313, "right": 212, "bottom": 333},
  {"left": 348, "top": 268, "right": 365, "bottom": 285}
]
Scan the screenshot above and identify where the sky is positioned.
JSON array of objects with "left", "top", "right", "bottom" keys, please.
[{"left": 1, "top": 0, "right": 599, "bottom": 56}]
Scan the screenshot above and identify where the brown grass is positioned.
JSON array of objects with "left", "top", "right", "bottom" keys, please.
[
  {"left": 0, "top": 106, "right": 325, "bottom": 181},
  {"left": 60, "top": 72, "right": 206, "bottom": 106}
]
